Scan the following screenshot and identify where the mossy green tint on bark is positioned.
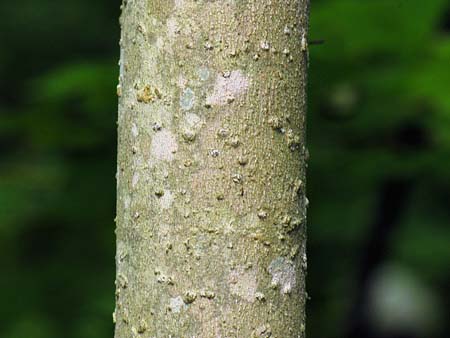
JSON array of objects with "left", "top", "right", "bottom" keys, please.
[{"left": 115, "top": 0, "right": 309, "bottom": 337}]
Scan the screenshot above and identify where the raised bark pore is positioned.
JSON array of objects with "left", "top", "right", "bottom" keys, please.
[{"left": 115, "top": 0, "right": 309, "bottom": 337}]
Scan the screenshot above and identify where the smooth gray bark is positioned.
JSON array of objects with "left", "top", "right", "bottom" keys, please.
[{"left": 115, "top": 0, "right": 309, "bottom": 337}]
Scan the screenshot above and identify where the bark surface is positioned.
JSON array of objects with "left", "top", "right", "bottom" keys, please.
[{"left": 115, "top": 0, "right": 309, "bottom": 337}]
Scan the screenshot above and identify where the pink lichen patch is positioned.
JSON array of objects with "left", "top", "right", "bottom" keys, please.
[
  {"left": 166, "top": 17, "right": 179, "bottom": 39},
  {"left": 229, "top": 266, "right": 258, "bottom": 302},
  {"left": 207, "top": 70, "right": 250, "bottom": 106},
  {"left": 151, "top": 130, "right": 178, "bottom": 161}
]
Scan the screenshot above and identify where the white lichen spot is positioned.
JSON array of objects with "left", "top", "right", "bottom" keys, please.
[
  {"left": 229, "top": 266, "right": 258, "bottom": 302},
  {"left": 185, "top": 112, "right": 202, "bottom": 128},
  {"left": 131, "top": 172, "right": 139, "bottom": 189},
  {"left": 159, "top": 190, "right": 174, "bottom": 210},
  {"left": 169, "top": 296, "right": 185, "bottom": 313},
  {"left": 131, "top": 123, "right": 139, "bottom": 137},
  {"left": 177, "top": 75, "right": 187, "bottom": 88},
  {"left": 156, "top": 36, "right": 164, "bottom": 50},
  {"left": 180, "top": 88, "right": 195, "bottom": 110},
  {"left": 210, "top": 149, "right": 220, "bottom": 157},
  {"left": 181, "top": 112, "right": 203, "bottom": 143},
  {"left": 284, "top": 25, "right": 292, "bottom": 35},
  {"left": 182, "top": 129, "right": 196, "bottom": 142},
  {"left": 301, "top": 33, "right": 308, "bottom": 52},
  {"left": 253, "top": 324, "right": 272, "bottom": 337},
  {"left": 207, "top": 70, "right": 250, "bottom": 106},
  {"left": 204, "top": 41, "right": 213, "bottom": 50},
  {"left": 123, "top": 195, "right": 131, "bottom": 210},
  {"left": 174, "top": 0, "right": 185, "bottom": 9},
  {"left": 166, "top": 17, "right": 179, "bottom": 38},
  {"left": 268, "top": 257, "right": 296, "bottom": 294},
  {"left": 119, "top": 48, "right": 125, "bottom": 79},
  {"left": 151, "top": 130, "right": 178, "bottom": 161},
  {"left": 260, "top": 41, "right": 270, "bottom": 50}
]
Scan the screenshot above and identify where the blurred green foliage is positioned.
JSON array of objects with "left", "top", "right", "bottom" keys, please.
[{"left": 0, "top": 0, "right": 449, "bottom": 338}]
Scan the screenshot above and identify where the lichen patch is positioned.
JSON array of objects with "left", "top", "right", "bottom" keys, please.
[
  {"left": 131, "top": 123, "right": 139, "bottom": 137},
  {"left": 197, "top": 66, "right": 210, "bottom": 81},
  {"left": 169, "top": 296, "right": 185, "bottom": 313},
  {"left": 123, "top": 195, "right": 131, "bottom": 210},
  {"left": 166, "top": 17, "right": 179, "bottom": 39},
  {"left": 184, "top": 112, "right": 202, "bottom": 128},
  {"left": 180, "top": 112, "right": 204, "bottom": 143},
  {"left": 131, "top": 172, "right": 139, "bottom": 189},
  {"left": 180, "top": 87, "right": 195, "bottom": 110},
  {"left": 159, "top": 190, "right": 174, "bottom": 210},
  {"left": 229, "top": 266, "right": 258, "bottom": 302},
  {"left": 151, "top": 130, "right": 178, "bottom": 161},
  {"left": 207, "top": 70, "right": 250, "bottom": 106},
  {"left": 268, "top": 257, "right": 296, "bottom": 294},
  {"left": 177, "top": 75, "right": 187, "bottom": 88},
  {"left": 156, "top": 36, "right": 164, "bottom": 50},
  {"left": 174, "top": 0, "right": 185, "bottom": 9}
]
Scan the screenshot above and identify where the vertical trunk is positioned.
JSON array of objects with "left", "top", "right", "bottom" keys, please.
[{"left": 115, "top": 0, "right": 309, "bottom": 337}]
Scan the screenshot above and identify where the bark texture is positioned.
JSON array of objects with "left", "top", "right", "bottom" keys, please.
[{"left": 115, "top": 0, "right": 309, "bottom": 337}]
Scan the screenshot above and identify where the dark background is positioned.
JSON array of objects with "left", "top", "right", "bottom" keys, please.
[{"left": 1, "top": 0, "right": 449, "bottom": 337}]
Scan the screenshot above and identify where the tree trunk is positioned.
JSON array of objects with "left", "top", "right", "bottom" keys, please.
[{"left": 115, "top": 0, "right": 309, "bottom": 337}]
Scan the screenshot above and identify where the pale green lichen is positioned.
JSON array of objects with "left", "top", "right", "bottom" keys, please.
[
  {"left": 180, "top": 87, "right": 195, "bottom": 110},
  {"left": 169, "top": 296, "right": 185, "bottom": 313}
]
